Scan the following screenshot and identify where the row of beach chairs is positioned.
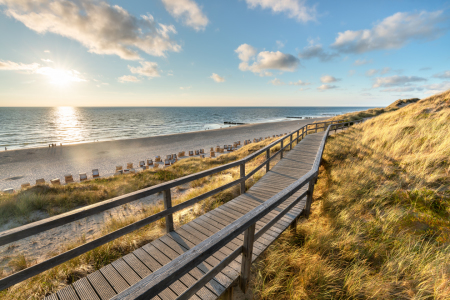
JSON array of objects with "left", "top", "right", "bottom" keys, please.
[{"left": 3, "top": 133, "right": 291, "bottom": 194}]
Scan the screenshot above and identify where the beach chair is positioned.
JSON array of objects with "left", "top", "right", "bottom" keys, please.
[
  {"left": 238, "top": 141, "right": 241, "bottom": 145},
  {"left": 164, "top": 159, "right": 171, "bottom": 166},
  {"left": 155, "top": 156, "right": 161, "bottom": 162},
  {"left": 79, "top": 173, "right": 87, "bottom": 181},
  {"left": 210, "top": 151, "right": 215, "bottom": 157},
  {"left": 129, "top": 168, "right": 136, "bottom": 174},
  {"left": 227, "top": 146, "right": 233, "bottom": 151},
  {"left": 224, "top": 145, "right": 227, "bottom": 149},
  {"left": 64, "top": 175, "right": 74, "bottom": 183},
  {"left": 210, "top": 147, "right": 214, "bottom": 152},
  {"left": 92, "top": 169, "right": 100, "bottom": 178},
  {"left": 215, "top": 146, "right": 220, "bottom": 152},
  {"left": 200, "top": 154, "right": 205, "bottom": 158},
  {"left": 147, "top": 159, "right": 153, "bottom": 166},
  {"left": 153, "top": 163, "right": 159, "bottom": 169},
  {"left": 21, "top": 183, "right": 30, "bottom": 189},
  {"left": 139, "top": 161, "right": 146, "bottom": 170},
  {"left": 178, "top": 151, "right": 184, "bottom": 157},
  {"left": 3, "top": 188, "right": 14, "bottom": 194},
  {"left": 189, "top": 151, "right": 194, "bottom": 156},
  {"left": 195, "top": 150, "right": 199, "bottom": 155},
  {"left": 123, "top": 169, "right": 130, "bottom": 174},
  {"left": 51, "top": 178, "right": 61, "bottom": 186},
  {"left": 244, "top": 140, "right": 247, "bottom": 145},
  {"left": 173, "top": 154, "right": 177, "bottom": 159},
  {"left": 114, "top": 170, "right": 123, "bottom": 176},
  {"left": 36, "top": 178, "right": 45, "bottom": 185},
  {"left": 200, "top": 149, "right": 204, "bottom": 154},
  {"left": 127, "top": 163, "right": 133, "bottom": 169},
  {"left": 116, "top": 166, "right": 123, "bottom": 171}
]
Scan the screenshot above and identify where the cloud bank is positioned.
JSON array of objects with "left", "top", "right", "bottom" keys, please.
[
  {"left": 0, "top": 0, "right": 181, "bottom": 60},
  {"left": 332, "top": 11, "right": 447, "bottom": 53},
  {"left": 210, "top": 73, "right": 225, "bottom": 82}
]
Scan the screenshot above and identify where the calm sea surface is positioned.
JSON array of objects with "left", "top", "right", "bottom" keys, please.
[{"left": 0, "top": 107, "right": 373, "bottom": 150}]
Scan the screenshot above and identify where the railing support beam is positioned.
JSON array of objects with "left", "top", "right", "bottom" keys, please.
[
  {"left": 221, "top": 287, "right": 233, "bottom": 300},
  {"left": 266, "top": 149, "right": 270, "bottom": 173},
  {"left": 280, "top": 139, "right": 284, "bottom": 159},
  {"left": 240, "top": 223, "right": 255, "bottom": 293},
  {"left": 240, "top": 163, "right": 246, "bottom": 194},
  {"left": 289, "top": 134, "right": 293, "bottom": 150},
  {"left": 163, "top": 189, "right": 174, "bottom": 232}
]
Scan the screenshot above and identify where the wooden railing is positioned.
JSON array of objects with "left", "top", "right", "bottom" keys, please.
[{"left": 0, "top": 119, "right": 359, "bottom": 292}]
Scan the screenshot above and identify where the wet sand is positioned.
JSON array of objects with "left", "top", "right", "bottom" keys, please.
[{"left": 0, "top": 118, "right": 324, "bottom": 191}]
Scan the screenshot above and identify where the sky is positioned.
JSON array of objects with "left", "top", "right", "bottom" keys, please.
[{"left": 0, "top": 0, "right": 449, "bottom": 107}]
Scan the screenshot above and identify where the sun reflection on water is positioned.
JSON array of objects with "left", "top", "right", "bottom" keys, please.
[{"left": 54, "top": 106, "right": 83, "bottom": 143}]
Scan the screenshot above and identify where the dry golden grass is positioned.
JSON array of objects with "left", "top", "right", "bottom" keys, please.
[
  {"left": 252, "top": 91, "right": 450, "bottom": 299},
  {"left": 0, "top": 135, "right": 297, "bottom": 300}
]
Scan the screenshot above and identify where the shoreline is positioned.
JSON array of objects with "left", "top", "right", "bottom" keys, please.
[{"left": 0, "top": 118, "right": 325, "bottom": 191}]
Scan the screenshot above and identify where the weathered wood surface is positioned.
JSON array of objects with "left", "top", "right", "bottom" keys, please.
[{"left": 47, "top": 131, "right": 326, "bottom": 300}]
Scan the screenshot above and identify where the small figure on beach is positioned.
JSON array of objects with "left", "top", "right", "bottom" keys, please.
[{"left": 4, "top": 147, "right": 6, "bottom": 151}]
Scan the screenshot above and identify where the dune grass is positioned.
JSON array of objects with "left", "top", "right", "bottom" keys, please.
[
  {"left": 0, "top": 134, "right": 298, "bottom": 300},
  {"left": 252, "top": 91, "right": 450, "bottom": 299}
]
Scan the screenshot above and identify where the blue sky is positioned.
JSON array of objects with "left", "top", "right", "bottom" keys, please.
[{"left": 0, "top": 0, "right": 449, "bottom": 107}]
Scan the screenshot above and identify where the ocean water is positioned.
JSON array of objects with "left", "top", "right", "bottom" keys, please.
[{"left": 0, "top": 107, "right": 372, "bottom": 150}]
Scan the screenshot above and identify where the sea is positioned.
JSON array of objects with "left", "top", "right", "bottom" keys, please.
[{"left": 0, "top": 107, "right": 373, "bottom": 150}]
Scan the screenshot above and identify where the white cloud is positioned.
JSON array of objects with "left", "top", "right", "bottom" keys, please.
[
  {"left": 432, "top": 71, "right": 450, "bottom": 79},
  {"left": 44, "top": 50, "right": 50, "bottom": 53},
  {"left": 236, "top": 44, "right": 299, "bottom": 76},
  {"left": 0, "top": 60, "right": 39, "bottom": 71},
  {"left": 348, "top": 69, "right": 356, "bottom": 76},
  {"left": 422, "top": 81, "right": 450, "bottom": 94},
  {"left": 235, "top": 44, "right": 257, "bottom": 62},
  {"left": 161, "top": 0, "right": 208, "bottom": 31},
  {"left": 320, "top": 75, "right": 340, "bottom": 83},
  {"left": 332, "top": 11, "right": 447, "bottom": 53},
  {"left": 298, "top": 42, "right": 337, "bottom": 62},
  {"left": 276, "top": 40, "right": 285, "bottom": 49},
  {"left": 366, "top": 69, "right": 378, "bottom": 76},
  {"left": 354, "top": 59, "right": 372, "bottom": 66},
  {"left": 128, "top": 61, "right": 160, "bottom": 78},
  {"left": 380, "top": 86, "right": 423, "bottom": 93},
  {"left": 179, "top": 86, "right": 192, "bottom": 90},
  {"left": 118, "top": 75, "right": 140, "bottom": 83},
  {"left": 0, "top": 59, "right": 85, "bottom": 82},
  {"left": 270, "top": 78, "right": 285, "bottom": 85},
  {"left": 318, "top": 84, "right": 337, "bottom": 90},
  {"left": 245, "top": 0, "right": 316, "bottom": 23},
  {"left": 210, "top": 73, "right": 225, "bottom": 82},
  {"left": 289, "top": 80, "right": 310, "bottom": 86},
  {"left": 1, "top": 0, "right": 181, "bottom": 60},
  {"left": 41, "top": 58, "right": 53, "bottom": 63},
  {"left": 373, "top": 75, "right": 426, "bottom": 88}
]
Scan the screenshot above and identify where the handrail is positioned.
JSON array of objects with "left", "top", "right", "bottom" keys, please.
[
  {"left": 111, "top": 124, "right": 339, "bottom": 300},
  {"left": 0, "top": 118, "right": 354, "bottom": 291}
]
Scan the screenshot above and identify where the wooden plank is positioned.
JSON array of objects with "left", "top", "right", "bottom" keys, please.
[
  {"left": 111, "top": 258, "right": 141, "bottom": 286},
  {"left": 57, "top": 285, "right": 80, "bottom": 300},
  {"left": 72, "top": 277, "right": 100, "bottom": 300},
  {"left": 86, "top": 271, "right": 117, "bottom": 300},
  {"left": 99, "top": 264, "right": 130, "bottom": 294}
]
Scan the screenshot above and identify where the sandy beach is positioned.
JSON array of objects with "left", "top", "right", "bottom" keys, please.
[{"left": 0, "top": 118, "right": 324, "bottom": 191}]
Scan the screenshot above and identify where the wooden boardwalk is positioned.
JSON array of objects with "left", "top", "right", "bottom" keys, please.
[{"left": 45, "top": 132, "right": 326, "bottom": 300}]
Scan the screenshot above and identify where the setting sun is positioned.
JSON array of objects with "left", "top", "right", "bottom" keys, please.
[{"left": 36, "top": 67, "right": 85, "bottom": 86}]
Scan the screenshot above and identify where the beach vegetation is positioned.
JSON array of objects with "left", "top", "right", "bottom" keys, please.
[{"left": 251, "top": 90, "right": 450, "bottom": 299}]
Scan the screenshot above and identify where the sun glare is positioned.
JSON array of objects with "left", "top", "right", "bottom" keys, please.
[{"left": 36, "top": 67, "right": 85, "bottom": 87}]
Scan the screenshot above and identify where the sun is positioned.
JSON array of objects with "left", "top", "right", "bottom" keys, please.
[{"left": 36, "top": 67, "right": 85, "bottom": 87}]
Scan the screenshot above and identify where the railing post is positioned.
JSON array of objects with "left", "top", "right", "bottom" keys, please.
[
  {"left": 304, "top": 178, "right": 315, "bottom": 218},
  {"left": 289, "top": 134, "right": 293, "bottom": 150},
  {"left": 240, "top": 223, "right": 255, "bottom": 293},
  {"left": 222, "top": 287, "right": 233, "bottom": 300},
  {"left": 266, "top": 149, "right": 270, "bottom": 173},
  {"left": 297, "top": 130, "right": 299, "bottom": 142},
  {"left": 240, "top": 163, "right": 245, "bottom": 194},
  {"left": 315, "top": 123, "right": 318, "bottom": 133},
  {"left": 163, "top": 189, "right": 174, "bottom": 232},
  {"left": 280, "top": 139, "right": 284, "bottom": 159},
  {"left": 302, "top": 126, "right": 305, "bottom": 138}
]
